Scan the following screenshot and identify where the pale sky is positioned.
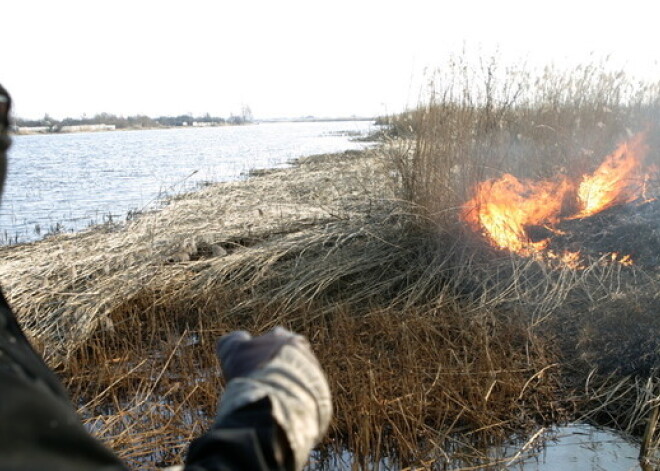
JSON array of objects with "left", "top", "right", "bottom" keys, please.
[{"left": 3, "top": 0, "right": 659, "bottom": 120}]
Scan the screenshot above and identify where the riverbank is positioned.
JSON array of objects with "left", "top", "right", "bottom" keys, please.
[{"left": 13, "top": 122, "right": 243, "bottom": 135}]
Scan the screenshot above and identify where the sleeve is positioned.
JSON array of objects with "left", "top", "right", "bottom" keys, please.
[
  {"left": 0, "top": 291, "right": 129, "bottom": 471},
  {"left": 188, "top": 329, "right": 332, "bottom": 471},
  {"left": 183, "top": 397, "right": 293, "bottom": 471}
]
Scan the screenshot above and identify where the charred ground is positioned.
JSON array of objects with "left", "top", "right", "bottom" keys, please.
[{"left": 528, "top": 199, "right": 660, "bottom": 269}]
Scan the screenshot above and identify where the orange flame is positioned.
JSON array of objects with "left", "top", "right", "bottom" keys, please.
[
  {"left": 462, "top": 174, "right": 572, "bottom": 256},
  {"left": 575, "top": 132, "right": 650, "bottom": 218},
  {"left": 462, "top": 131, "right": 653, "bottom": 265}
]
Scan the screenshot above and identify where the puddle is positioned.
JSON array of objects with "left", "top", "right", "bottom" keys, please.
[
  {"left": 509, "top": 424, "right": 645, "bottom": 471},
  {"left": 306, "top": 424, "right": 652, "bottom": 470}
]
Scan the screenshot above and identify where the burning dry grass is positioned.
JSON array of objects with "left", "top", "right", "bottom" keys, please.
[
  {"left": 1, "top": 58, "right": 660, "bottom": 468},
  {"left": 382, "top": 56, "right": 660, "bottom": 465}
]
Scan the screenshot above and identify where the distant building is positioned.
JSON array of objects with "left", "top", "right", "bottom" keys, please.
[
  {"left": 15, "top": 126, "right": 51, "bottom": 134},
  {"left": 60, "top": 124, "right": 116, "bottom": 133}
]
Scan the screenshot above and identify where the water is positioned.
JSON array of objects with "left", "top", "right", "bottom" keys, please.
[
  {"left": 2, "top": 121, "right": 374, "bottom": 243},
  {"left": 311, "top": 425, "right": 647, "bottom": 470},
  {"left": 508, "top": 424, "right": 644, "bottom": 471}
]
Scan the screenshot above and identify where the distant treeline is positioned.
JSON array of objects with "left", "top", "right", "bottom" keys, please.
[{"left": 14, "top": 108, "right": 253, "bottom": 131}]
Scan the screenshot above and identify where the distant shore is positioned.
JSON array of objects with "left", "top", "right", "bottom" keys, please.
[
  {"left": 12, "top": 116, "right": 375, "bottom": 135},
  {"left": 13, "top": 121, "right": 245, "bottom": 135}
]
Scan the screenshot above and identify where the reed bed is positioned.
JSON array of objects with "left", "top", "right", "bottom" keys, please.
[
  {"left": 1, "top": 58, "right": 660, "bottom": 469},
  {"left": 380, "top": 56, "right": 660, "bottom": 466}
]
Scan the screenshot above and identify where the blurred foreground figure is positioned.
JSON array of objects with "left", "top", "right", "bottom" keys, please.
[{"left": 0, "top": 84, "right": 331, "bottom": 471}]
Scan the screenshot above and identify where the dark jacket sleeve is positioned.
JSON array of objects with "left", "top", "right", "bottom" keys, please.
[
  {"left": 0, "top": 291, "right": 128, "bottom": 471},
  {"left": 183, "top": 397, "right": 294, "bottom": 471}
]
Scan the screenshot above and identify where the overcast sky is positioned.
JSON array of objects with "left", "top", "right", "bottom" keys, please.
[{"left": 3, "top": 0, "right": 659, "bottom": 120}]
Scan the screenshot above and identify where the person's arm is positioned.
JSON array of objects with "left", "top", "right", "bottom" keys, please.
[
  {"left": 182, "top": 397, "right": 291, "bottom": 471},
  {"left": 183, "top": 328, "right": 332, "bottom": 471}
]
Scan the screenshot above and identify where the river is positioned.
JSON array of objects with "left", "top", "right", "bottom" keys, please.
[{"left": 2, "top": 120, "right": 374, "bottom": 244}]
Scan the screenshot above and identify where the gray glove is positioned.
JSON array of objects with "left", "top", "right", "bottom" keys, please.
[{"left": 215, "top": 327, "right": 332, "bottom": 471}]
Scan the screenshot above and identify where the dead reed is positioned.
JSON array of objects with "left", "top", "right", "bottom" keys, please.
[
  {"left": 382, "top": 55, "right": 660, "bottom": 465},
  {"left": 61, "top": 221, "right": 566, "bottom": 469}
]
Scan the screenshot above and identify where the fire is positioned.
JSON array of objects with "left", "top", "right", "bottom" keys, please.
[
  {"left": 575, "top": 132, "right": 650, "bottom": 218},
  {"left": 462, "top": 131, "right": 653, "bottom": 265},
  {"left": 547, "top": 250, "right": 583, "bottom": 269},
  {"left": 461, "top": 174, "right": 572, "bottom": 256}
]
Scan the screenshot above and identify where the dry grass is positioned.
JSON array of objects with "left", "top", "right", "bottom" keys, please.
[
  {"left": 381, "top": 56, "right": 660, "bottom": 465},
  {"left": 61, "top": 230, "right": 566, "bottom": 469},
  {"left": 0, "top": 149, "right": 384, "bottom": 365},
  {"left": 1, "top": 57, "right": 660, "bottom": 469}
]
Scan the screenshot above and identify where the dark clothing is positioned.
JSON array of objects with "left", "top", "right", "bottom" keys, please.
[{"left": 0, "top": 291, "right": 291, "bottom": 471}]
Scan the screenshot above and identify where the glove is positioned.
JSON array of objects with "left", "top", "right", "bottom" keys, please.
[{"left": 215, "top": 327, "right": 332, "bottom": 471}]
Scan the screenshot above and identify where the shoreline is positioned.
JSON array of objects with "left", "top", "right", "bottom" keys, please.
[
  {"left": 12, "top": 122, "right": 253, "bottom": 136},
  {"left": 4, "top": 121, "right": 377, "bottom": 246}
]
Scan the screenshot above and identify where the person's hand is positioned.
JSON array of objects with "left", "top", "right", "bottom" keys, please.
[
  {"left": 216, "top": 327, "right": 313, "bottom": 381},
  {"left": 214, "top": 327, "right": 332, "bottom": 471}
]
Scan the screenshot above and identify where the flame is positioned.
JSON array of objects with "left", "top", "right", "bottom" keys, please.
[
  {"left": 462, "top": 132, "right": 653, "bottom": 266},
  {"left": 575, "top": 132, "right": 650, "bottom": 218},
  {"left": 461, "top": 174, "right": 572, "bottom": 256},
  {"left": 606, "top": 252, "right": 634, "bottom": 267},
  {"left": 547, "top": 250, "right": 584, "bottom": 270}
]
